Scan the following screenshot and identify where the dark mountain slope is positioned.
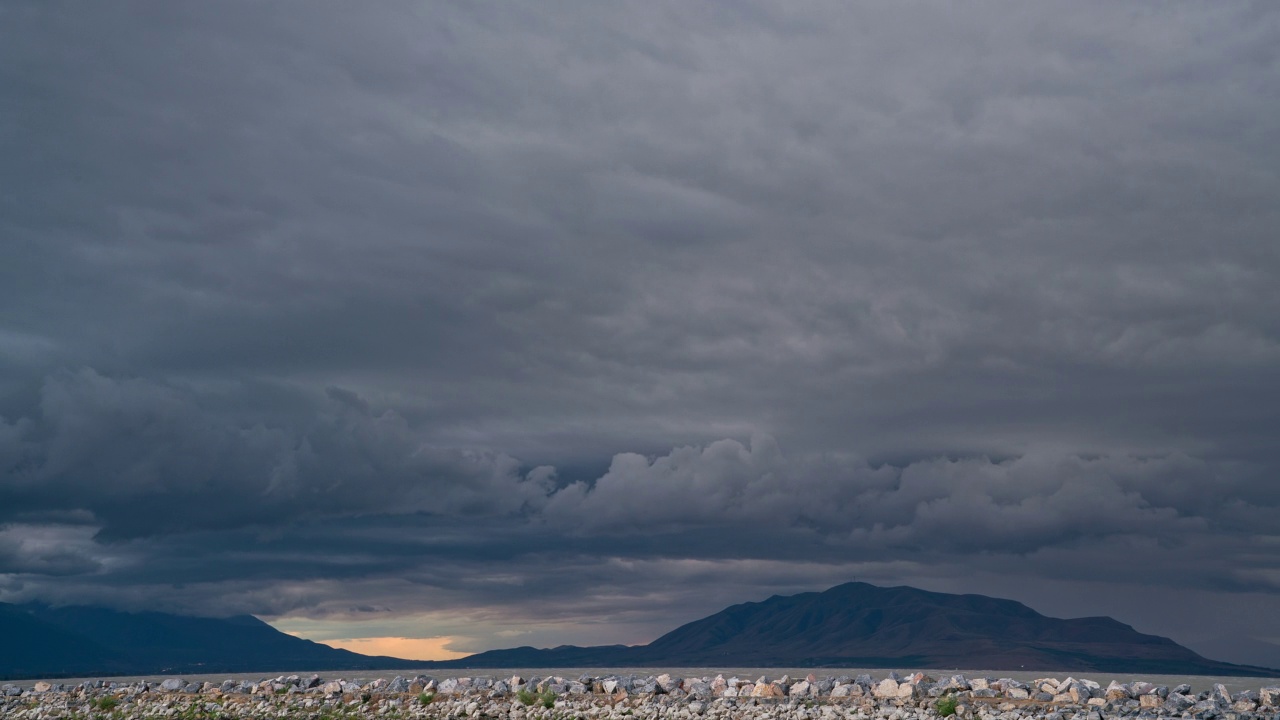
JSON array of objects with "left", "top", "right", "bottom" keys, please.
[
  {"left": 0, "top": 603, "right": 130, "bottom": 679},
  {"left": 1, "top": 603, "right": 419, "bottom": 680}
]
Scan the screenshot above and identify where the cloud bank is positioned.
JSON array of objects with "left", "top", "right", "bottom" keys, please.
[{"left": 1, "top": 0, "right": 1278, "bottom": 664}]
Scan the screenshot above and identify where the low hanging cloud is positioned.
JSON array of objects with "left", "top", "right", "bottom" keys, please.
[
  {"left": 0, "top": 369, "right": 550, "bottom": 539},
  {"left": 3, "top": 368, "right": 1277, "bottom": 612}
]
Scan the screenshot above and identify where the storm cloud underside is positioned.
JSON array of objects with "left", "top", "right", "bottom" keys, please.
[{"left": 1, "top": 2, "right": 1279, "bottom": 664}]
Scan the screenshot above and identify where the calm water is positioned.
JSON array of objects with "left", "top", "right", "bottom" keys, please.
[{"left": 25, "top": 667, "right": 1280, "bottom": 694}]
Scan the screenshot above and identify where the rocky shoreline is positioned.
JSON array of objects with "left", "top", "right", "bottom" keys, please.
[{"left": 3, "top": 672, "right": 1279, "bottom": 720}]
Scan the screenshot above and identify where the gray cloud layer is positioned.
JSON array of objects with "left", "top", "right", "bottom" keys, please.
[{"left": 2, "top": 1, "right": 1279, "bottom": 665}]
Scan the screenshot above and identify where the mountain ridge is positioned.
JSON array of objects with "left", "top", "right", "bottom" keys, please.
[
  {"left": 4, "top": 582, "right": 1277, "bottom": 679},
  {"left": 0, "top": 602, "right": 418, "bottom": 680},
  {"left": 422, "top": 582, "right": 1279, "bottom": 675}
]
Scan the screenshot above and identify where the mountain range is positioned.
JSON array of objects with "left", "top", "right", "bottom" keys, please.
[
  {"left": 427, "top": 583, "right": 1276, "bottom": 675},
  {"left": 4, "top": 582, "right": 1276, "bottom": 680}
]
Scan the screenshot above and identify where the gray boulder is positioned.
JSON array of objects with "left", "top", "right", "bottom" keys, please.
[
  {"left": 1165, "top": 695, "right": 1195, "bottom": 713},
  {"left": 160, "top": 678, "right": 185, "bottom": 693}
]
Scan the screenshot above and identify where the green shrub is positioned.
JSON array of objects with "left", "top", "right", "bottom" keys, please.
[
  {"left": 419, "top": 691, "right": 436, "bottom": 705},
  {"left": 936, "top": 694, "right": 959, "bottom": 717},
  {"left": 93, "top": 696, "right": 120, "bottom": 711},
  {"left": 540, "top": 689, "right": 557, "bottom": 708},
  {"left": 517, "top": 689, "right": 537, "bottom": 706}
]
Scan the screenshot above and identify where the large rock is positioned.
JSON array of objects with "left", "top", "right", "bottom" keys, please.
[
  {"left": 788, "top": 680, "right": 811, "bottom": 697},
  {"left": 751, "top": 682, "right": 784, "bottom": 698},
  {"left": 1065, "top": 683, "right": 1092, "bottom": 704},
  {"left": 945, "top": 675, "right": 971, "bottom": 692},
  {"left": 438, "top": 678, "right": 460, "bottom": 695},
  {"left": 873, "top": 679, "right": 900, "bottom": 698},
  {"left": 1140, "top": 695, "right": 1164, "bottom": 709},
  {"left": 1164, "top": 693, "right": 1194, "bottom": 713},
  {"left": 1260, "top": 688, "right": 1280, "bottom": 707},
  {"left": 387, "top": 677, "right": 409, "bottom": 693},
  {"left": 685, "top": 680, "right": 711, "bottom": 699},
  {"left": 1104, "top": 681, "right": 1130, "bottom": 701},
  {"left": 160, "top": 678, "right": 185, "bottom": 693}
]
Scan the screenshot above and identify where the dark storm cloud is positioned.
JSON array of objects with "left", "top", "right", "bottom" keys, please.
[{"left": 2, "top": 1, "right": 1280, "bottom": 663}]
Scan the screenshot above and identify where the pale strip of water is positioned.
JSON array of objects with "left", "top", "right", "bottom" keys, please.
[{"left": 24, "top": 668, "right": 1280, "bottom": 694}]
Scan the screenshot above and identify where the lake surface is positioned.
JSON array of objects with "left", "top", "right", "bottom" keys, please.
[{"left": 27, "top": 667, "right": 1280, "bottom": 693}]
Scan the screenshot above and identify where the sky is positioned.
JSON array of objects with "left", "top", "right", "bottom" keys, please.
[{"left": 1, "top": 1, "right": 1279, "bottom": 667}]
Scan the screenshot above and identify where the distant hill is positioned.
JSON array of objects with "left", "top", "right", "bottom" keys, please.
[
  {"left": 429, "top": 582, "right": 1279, "bottom": 676},
  {"left": 6, "top": 583, "right": 1276, "bottom": 679},
  {"left": 0, "top": 602, "right": 417, "bottom": 680}
]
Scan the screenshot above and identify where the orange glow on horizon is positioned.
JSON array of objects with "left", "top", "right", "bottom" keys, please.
[{"left": 320, "top": 636, "right": 469, "bottom": 662}]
